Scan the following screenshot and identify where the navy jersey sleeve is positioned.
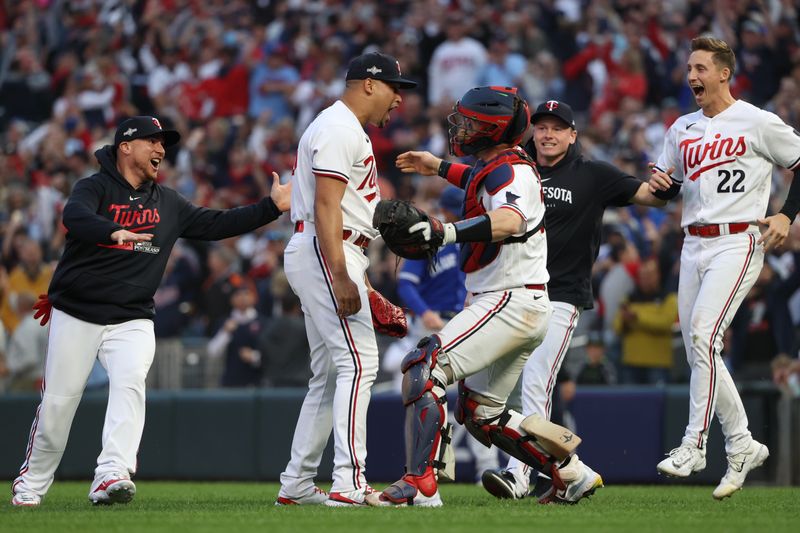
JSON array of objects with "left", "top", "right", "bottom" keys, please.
[
  {"left": 592, "top": 161, "right": 644, "bottom": 207},
  {"left": 176, "top": 193, "right": 282, "bottom": 240},
  {"left": 62, "top": 177, "right": 123, "bottom": 244}
]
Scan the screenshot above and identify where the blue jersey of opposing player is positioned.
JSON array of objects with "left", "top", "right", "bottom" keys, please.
[{"left": 397, "top": 243, "right": 466, "bottom": 318}]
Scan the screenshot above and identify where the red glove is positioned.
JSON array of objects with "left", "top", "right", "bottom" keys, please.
[
  {"left": 32, "top": 294, "right": 52, "bottom": 326},
  {"left": 368, "top": 290, "right": 408, "bottom": 338}
]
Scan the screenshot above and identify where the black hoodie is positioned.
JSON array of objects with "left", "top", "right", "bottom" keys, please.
[
  {"left": 48, "top": 145, "right": 282, "bottom": 324},
  {"left": 523, "top": 140, "right": 642, "bottom": 309}
]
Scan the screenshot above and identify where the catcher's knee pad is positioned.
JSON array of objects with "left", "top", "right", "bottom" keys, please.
[
  {"left": 401, "top": 336, "right": 453, "bottom": 482},
  {"left": 455, "top": 382, "right": 567, "bottom": 488},
  {"left": 400, "top": 335, "right": 448, "bottom": 404}
]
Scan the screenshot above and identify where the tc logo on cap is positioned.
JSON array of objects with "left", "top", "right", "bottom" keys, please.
[
  {"left": 151, "top": 117, "right": 162, "bottom": 129},
  {"left": 545, "top": 100, "right": 559, "bottom": 111}
]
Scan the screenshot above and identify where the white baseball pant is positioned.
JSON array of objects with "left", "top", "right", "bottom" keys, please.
[
  {"left": 504, "top": 300, "right": 580, "bottom": 477},
  {"left": 279, "top": 231, "right": 378, "bottom": 497},
  {"left": 678, "top": 232, "right": 763, "bottom": 455},
  {"left": 13, "top": 308, "right": 154, "bottom": 497},
  {"left": 440, "top": 288, "right": 551, "bottom": 416}
]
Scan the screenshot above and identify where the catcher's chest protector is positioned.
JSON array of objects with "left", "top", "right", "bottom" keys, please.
[{"left": 460, "top": 148, "right": 537, "bottom": 273}]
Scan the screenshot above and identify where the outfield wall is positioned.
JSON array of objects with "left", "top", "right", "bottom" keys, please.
[{"left": 0, "top": 385, "right": 785, "bottom": 485}]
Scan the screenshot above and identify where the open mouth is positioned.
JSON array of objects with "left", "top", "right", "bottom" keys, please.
[
  {"left": 149, "top": 158, "right": 161, "bottom": 171},
  {"left": 691, "top": 84, "right": 705, "bottom": 97}
]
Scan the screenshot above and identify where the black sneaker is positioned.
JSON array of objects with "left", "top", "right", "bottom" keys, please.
[{"left": 481, "top": 469, "right": 527, "bottom": 499}]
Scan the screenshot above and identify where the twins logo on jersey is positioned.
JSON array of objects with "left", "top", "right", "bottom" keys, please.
[{"left": 680, "top": 134, "right": 747, "bottom": 181}]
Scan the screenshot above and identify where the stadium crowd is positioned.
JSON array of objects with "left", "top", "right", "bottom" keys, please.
[{"left": 2, "top": 0, "right": 800, "bottom": 393}]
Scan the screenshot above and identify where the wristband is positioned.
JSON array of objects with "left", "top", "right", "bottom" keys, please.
[{"left": 438, "top": 160, "right": 452, "bottom": 178}]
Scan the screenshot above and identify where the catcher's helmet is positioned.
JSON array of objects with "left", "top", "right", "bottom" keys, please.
[{"left": 447, "top": 86, "right": 530, "bottom": 156}]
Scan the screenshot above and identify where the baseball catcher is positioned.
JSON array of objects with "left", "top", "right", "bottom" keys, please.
[{"left": 368, "top": 87, "right": 602, "bottom": 508}]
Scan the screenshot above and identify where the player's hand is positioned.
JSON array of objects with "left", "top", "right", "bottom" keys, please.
[
  {"left": 110, "top": 230, "right": 153, "bottom": 246},
  {"left": 331, "top": 273, "right": 361, "bottom": 318},
  {"left": 270, "top": 172, "right": 292, "bottom": 212},
  {"left": 396, "top": 151, "right": 441, "bottom": 176},
  {"left": 421, "top": 309, "right": 445, "bottom": 331},
  {"left": 647, "top": 163, "right": 674, "bottom": 193},
  {"left": 757, "top": 213, "right": 791, "bottom": 252}
]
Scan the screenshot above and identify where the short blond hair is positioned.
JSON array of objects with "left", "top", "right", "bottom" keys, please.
[{"left": 691, "top": 36, "right": 736, "bottom": 79}]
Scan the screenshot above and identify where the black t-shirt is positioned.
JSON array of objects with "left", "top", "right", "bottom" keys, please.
[{"left": 525, "top": 140, "right": 643, "bottom": 309}]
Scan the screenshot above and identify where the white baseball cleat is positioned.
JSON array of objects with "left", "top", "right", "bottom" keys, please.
[
  {"left": 657, "top": 445, "right": 706, "bottom": 477},
  {"left": 324, "top": 486, "right": 374, "bottom": 507},
  {"left": 712, "top": 440, "right": 769, "bottom": 500},
  {"left": 275, "top": 486, "right": 328, "bottom": 506},
  {"left": 11, "top": 492, "right": 41, "bottom": 507},
  {"left": 541, "top": 455, "right": 603, "bottom": 504},
  {"left": 89, "top": 474, "right": 136, "bottom": 505},
  {"left": 481, "top": 469, "right": 529, "bottom": 499}
]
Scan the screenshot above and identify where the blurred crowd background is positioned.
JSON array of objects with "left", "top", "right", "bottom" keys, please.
[{"left": 2, "top": 0, "right": 800, "bottom": 398}]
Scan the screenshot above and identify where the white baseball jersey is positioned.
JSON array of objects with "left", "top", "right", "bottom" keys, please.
[
  {"left": 465, "top": 163, "right": 549, "bottom": 294},
  {"left": 657, "top": 100, "right": 800, "bottom": 226},
  {"left": 291, "top": 100, "right": 380, "bottom": 239}
]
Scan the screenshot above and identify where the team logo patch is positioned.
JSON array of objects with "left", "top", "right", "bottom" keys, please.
[
  {"left": 123, "top": 127, "right": 137, "bottom": 137},
  {"left": 151, "top": 117, "right": 162, "bottom": 129},
  {"left": 545, "top": 100, "right": 559, "bottom": 111},
  {"left": 133, "top": 241, "right": 161, "bottom": 254},
  {"left": 366, "top": 66, "right": 382, "bottom": 75}
]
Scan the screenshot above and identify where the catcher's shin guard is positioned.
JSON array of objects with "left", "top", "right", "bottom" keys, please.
[
  {"left": 399, "top": 336, "right": 452, "bottom": 495},
  {"left": 455, "top": 381, "right": 568, "bottom": 490}
]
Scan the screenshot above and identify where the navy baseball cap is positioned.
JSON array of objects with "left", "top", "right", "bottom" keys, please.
[
  {"left": 532, "top": 100, "right": 576, "bottom": 129},
  {"left": 439, "top": 186, "right": 465, "bottom": 214},
  {"left": 114, "top": 116, "right": 181, "bottom": 147},
  {"left": 346, "top": 52, "right": 417, "bottom": 89}
]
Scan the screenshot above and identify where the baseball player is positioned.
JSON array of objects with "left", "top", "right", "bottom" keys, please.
[
  {"left": 649, "top": 36, "right": 800, "bottom": 499},
  {"left": 10, "top": 116, "right": 290, "bottom": 507},
  {"left": 276, "top": 52, "right": 416, "bottom": 507},
  {"left": 390, "top": 186, "right": 500, "bottom": 480},
  {"left": 396, "top": 99, "right": 667, "bottom": 500},
  {"left": 369, "top": 87, "right": 602, "bottom": 507}
]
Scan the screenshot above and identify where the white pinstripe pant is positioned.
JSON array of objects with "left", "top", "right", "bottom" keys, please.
[
  {"left": 278, "top": 232, "right": 378, "bottom": 497},
  {"left": 505, "top": 300, "right": 580, "bottom": 477},
  {"left": 678, "top": 232, "right": 762, "bottom": 455}
]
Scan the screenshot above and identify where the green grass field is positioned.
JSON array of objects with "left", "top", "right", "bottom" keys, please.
[{"left": 1, "top": 482, "right": 797, "bottom": 533}]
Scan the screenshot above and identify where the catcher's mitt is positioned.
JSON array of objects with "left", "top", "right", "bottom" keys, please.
[
  {"left": 372, "top": 200, "right": 444, "bottom": 260},
  {"left": 368, "top": 290, "right": 408, "bottom": 337}
]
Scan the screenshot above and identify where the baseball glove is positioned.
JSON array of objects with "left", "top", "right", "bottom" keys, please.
[
  {"left": 368, "top": 290, "right": 408, "bottom": 338},
  {"left": 32, "top": 294, "right": 52, "bottom": 326},
  {"left": 372, "top": 199, "right": 444, "bottom": 260}
]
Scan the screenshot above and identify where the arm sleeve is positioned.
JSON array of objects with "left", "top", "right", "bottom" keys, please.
[
  {"left": 397, "top": 260, "right": 430, "bottom": 316},
  {"left": 62, "top": 178, "right": 123, "bottom": 243},
  {"left": 178, "top": 193, "right": 282, "bottom": 240},
  {"left": 757, "top": 111, "right": 800, "bottom": 171},
  {"left": 592, "top": 161, "right": 647, "bottom": 207},
  {"left": 438, "top": 161, "right": 472, "bottom": 189},
  {"left": 310, "top": 126, "right": 360, "bottom": 183}
]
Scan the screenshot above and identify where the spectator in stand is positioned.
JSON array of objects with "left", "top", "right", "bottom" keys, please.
[
  {"left": 477, "top": 33, "right": 527, "bottom": 89},
  {"left": 198, "top": 245, "right": 241, "bottom": 336},
  {"left": 729, "top": 261, "right": 798, "bottom": 379},
  {"left": 248, "top": 44, "right": 300, "bottom": 125},
  {"left": 0, "top": 238, "right": 53, "bottom": 335},
  {"left": 614, "top": 257, "right": 677, "bottom": 385},
  {"left": 427, "top": 14, "right": 487, "bottom": 106},
  {"left": 4, "top": 293, "right": 48, "bottom": 392},
  {"left": 207, "top": 284, "right": 264, "bottom": 388},
  {"left": 575, "top": 331, "right": 617, "bottom": 385},
  {"left": 259, "top": 293, "right": 311, "bottom": 387}
]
